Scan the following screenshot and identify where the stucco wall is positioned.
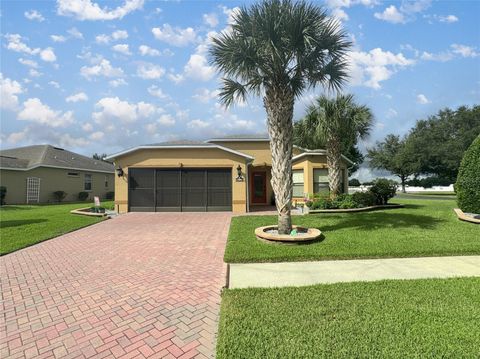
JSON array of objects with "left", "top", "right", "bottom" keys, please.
[
  {"left": 113, "top": 148, "right": 249, "bottom": 214},
  {"left": 0, "top": 167, "right": 114, "bottom": 204}
]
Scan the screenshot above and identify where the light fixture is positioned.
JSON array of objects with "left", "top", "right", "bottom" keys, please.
[
  {"left": 116, "top": 167, "right": 124, "bottom": 177},
  {"left": 236, "top": 165, "right": 244, "bottom": 181}
]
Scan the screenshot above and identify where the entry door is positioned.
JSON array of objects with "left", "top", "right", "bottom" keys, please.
[{"left": 250, "top": 171, "right": 267, "bottom": 204}]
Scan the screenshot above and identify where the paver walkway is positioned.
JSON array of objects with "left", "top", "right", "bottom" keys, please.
[
  {"left": 1, "top": 212, "right": 231, "bottom": 359},
  {"left": 229, "top": 255, "right": 480, "bottom": 289}
]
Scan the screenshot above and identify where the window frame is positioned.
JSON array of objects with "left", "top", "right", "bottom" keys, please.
[
  {"left": 292, "top": 169, "right": 304, "bottom": 198},
  {"left": 84, "top": 174, "right": 92, "bottom": 191},
  {"left": 313, "top": 168, "right": 329, "bottom": 194}
]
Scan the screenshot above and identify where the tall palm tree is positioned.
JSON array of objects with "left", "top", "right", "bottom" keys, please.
[
  {"left": 296, "top": 94, "right": 373, "bottom": 196},
  {"left": 209, "top": 0, "right": 350, "bottom": 234}
]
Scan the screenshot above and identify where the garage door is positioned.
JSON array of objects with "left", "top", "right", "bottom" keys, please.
[{"left": 128, "top": 168, "right": 232, "bottom": 212}]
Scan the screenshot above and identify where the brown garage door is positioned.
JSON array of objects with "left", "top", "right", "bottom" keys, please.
[{"left": 128, "top": 168, "right": 232, "bottom": 212}]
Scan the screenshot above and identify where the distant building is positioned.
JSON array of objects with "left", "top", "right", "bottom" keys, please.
[{"left": 0, "top": 145, "right": 114, "bottom": 204}]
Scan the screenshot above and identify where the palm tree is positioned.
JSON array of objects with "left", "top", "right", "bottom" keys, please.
[
  {"left": 296, "top": 94, "right": 373, "bottom": 197},
  {"left": 209, "top": 0, "right": 350, "bottom": 234}
]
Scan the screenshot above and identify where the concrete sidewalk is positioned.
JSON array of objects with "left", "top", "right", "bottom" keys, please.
[{"left": 228, "top": 255, "right": 480, "bottom": 289}]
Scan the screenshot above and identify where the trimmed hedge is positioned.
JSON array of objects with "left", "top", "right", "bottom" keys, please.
[{"left": 456, "top": 135, "right": 480, "bottom": 214}]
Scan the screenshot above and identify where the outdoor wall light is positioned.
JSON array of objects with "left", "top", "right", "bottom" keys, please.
[
  {"left": 116, "top": 167, "right": 124, "bottom": 177},
  {"left": 236, "top": 165, "right": 244, "bottom": 181}
]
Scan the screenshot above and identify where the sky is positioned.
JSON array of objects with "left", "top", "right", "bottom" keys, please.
[{"left": 1, "top": 0, "right": 479, "bottom": 180}]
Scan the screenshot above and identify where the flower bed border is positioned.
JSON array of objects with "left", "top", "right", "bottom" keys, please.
[
  {"left": 70, "top": 207, "right": 108, "bottom": 217},
  {"left": 453, "top": 208, "right": 480, "bottom": 224},
  {"left": 255, "top": 225, "right": 322, "bottom": 244},
  {"left": 307, "top": 203, "right": 404, "bottom": 214}
]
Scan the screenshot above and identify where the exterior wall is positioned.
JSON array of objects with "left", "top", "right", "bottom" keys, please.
[
  {"left": 113, "top": 148, "right": 248, "bottom": 214},
  {"left": 0, "top": 167, "right": 114, "bottom": 204}
]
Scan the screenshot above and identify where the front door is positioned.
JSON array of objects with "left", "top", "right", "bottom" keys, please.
[{"left": 250, "top": 171, "right": 267, "bottom": 204}]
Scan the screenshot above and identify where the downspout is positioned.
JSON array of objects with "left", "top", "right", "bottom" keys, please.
[{"left": 245, "top": 160, "right": 250, "bottom": 213}]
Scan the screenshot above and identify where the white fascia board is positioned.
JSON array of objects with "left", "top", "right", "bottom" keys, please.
[{"left": 206, "top": 138, "right": 269, "bottom": 142}]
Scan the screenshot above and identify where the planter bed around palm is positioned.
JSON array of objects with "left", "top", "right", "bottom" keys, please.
[{"left": 308, "top": 203, "right": 404, "bottom": 214}]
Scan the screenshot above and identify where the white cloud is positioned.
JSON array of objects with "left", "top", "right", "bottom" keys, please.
[
  {"left": 137, "top": 63, "right": 165, "bottom": 79},
  {"left": 416, "top": 94, "right": 430, "bottom": 104},
  {"left": 1, "top": 73, "right": 23, "bottom": 111},
  {"left": 24, "top": 10, "right": 45, "bottom": 22},
  {"left": 331, "top": 8, "right": 349, "bottom": 21},
  {"left": 95, "top": 30, "right": 128, "bottom": 44},
  {"left": 92, "top": 97, "right": 157, "bottom": 124},
  {"left": 451, "top": 44, "right": 478, "bottom": 58},
  {"left": 374, "top": 5, "right": 405, "bottom": 24},
  {"left": 152, "top": 24, "right": 197, "bottom": 47},
  {"left": 48, "top": 81, "right": 60, "bottom": 88},
  {"left": 57, "top": 0, "right": 144, "bottom": 21},
  {"left": 112, "top": 30, "right": 128, "bottom": 40},
  {"left": 157, "top": 114, "right": 175, "bottom": 126},
  {"left": 40, "top": 47, "right": 57, "bottom": 62},
  {"left": 29, "top": 69, "right": 42, "bottom": 77},
  {"left": 137, "top": 102, "right": 156, "bottom": 118},
  {"left": 109, "top": 78, "right": 128, "bottom": 87},
  {"left": 89, "top": 131, "right": 104, "bottom": 140},
  {"left": 5, "top": 34, "right": 40, "bottom": 55},
  {"left": 112, "top": 44, "right": 132, "bottom": 55},
  {"left": 148, "top": 85, "right": 168, "bottom": 99},
  {"left": 168, "top": 73, "right": 184, "bottom": 84},
  {"left": 17, "top": 98, "right": 74, "bottom": 127},
  {"left": 386, "top": 108, "right": 398, "bottom": 119},
  {"left": 66, "top": 92, "right": 88, "bottom": 102},
  {"left": 187, "top": 119, "right": 209, "bottom": 129},
  {"left": 203, "top": 13, "right": 219, "bottom": 28},
  {"left": 139, "top": 45, "right": 160, "bottom": 56},
  {"left": 82, "top": 122, "right": 93, "bottom": 132},
  {"left": 80, "top": 59, "right": 124, "bottom": 79},
  {"left": 51, "top": 35, "right": 67, "bottom": 42},
  {"left": 95, "top": 34, "right": 111, "bottom": 44},
  {"left": 18, "top": 58, "right": 38, "bottom": 68},
  {"left": 400, "top": 0, "right": 432, "bottom": 14},
  {"left": 192, "top": 88, "right": 220, "bottom": 103},
  {"left": 67, "top": 27, "right": 84, "bottom": 39},
  {"left": 184, "top": 53, "right": 215, "bottom": 81},
  {"left": 438, "top": 14, "right": 458, "bottom": 23}
]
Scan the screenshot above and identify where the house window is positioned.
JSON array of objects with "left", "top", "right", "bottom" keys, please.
[
  {"left": 105, "top": 175, "right": 108, "bottom": 188},
  {"left": 313, "top": 168, "right": 329, "bottom": 194},
  {"left": 67, "top": 172, "right": 79, "bottom": 177},
  {"left": 292, "top": 170, "right": 304, "bottom": 197},
  {"left": 84, "top": 174, "right": 92, "bottom": 191}
]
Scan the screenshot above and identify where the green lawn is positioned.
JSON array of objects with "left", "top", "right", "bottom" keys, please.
[
  {"left": 217, "top": 277, "right": 480, "bottom": 359},
  {"left": 0, "top": 202, "right": 112, "bottom": 255},
  {"left": 225, "top": 198, "right": 480, "bottom": 263}
]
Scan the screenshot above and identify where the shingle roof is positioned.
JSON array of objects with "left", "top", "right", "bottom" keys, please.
[
  {"left": 147, "top": 140, "right": 213, "bottom": 146},
  {"left": 0, "top": 145, "right": 114, "bottom": 173},
  {"left": 207, "top": 134, "right": 269, "bottom": 141}
]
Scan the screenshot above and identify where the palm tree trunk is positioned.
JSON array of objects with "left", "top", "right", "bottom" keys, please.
[
  {"left": 264, "top": 87, "right": 294, "bottom": 235},
  {"left": 327, "top": 138, "right": 342, "bottom": 197}
]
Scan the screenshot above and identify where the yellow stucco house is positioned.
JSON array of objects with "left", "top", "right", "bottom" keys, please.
[{"left": 106, "top": 135, "right": 353, "bottom": 214}]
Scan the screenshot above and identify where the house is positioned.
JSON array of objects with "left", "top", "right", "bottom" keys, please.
[
  {"left": 0, "top": 145, "right": 115, "bottom": 204},
  {"left": 107, "top": 135, "right": 352, "bottom": 214}
]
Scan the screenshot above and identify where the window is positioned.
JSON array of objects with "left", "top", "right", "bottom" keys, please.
[
  {"left": 84, "top": 174, "right": 92, "bottom": 191},
  {"left": 67, "top": 172, "right": 79, "bottom": 177},
  {"left": 313, "top": 168, "right": 329, "bottom": 194},
  {"left": 105, "top": 175, "right": 108, "bottom": 188},
  {"left": 292, "top": 170, "right": 304, "bottom": 197}
]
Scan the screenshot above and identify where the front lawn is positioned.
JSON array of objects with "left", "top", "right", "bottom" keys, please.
[
  {"left": 0, "top": 202, "right": 112, "bottom": 255},
  {"left": 225, "top": 198, "right": 480, "bottom": 263},
  {"left": 217, "top": 277, "right": 480, "bottom": 358}
]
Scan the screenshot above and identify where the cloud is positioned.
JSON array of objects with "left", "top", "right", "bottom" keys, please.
[
  {"left": 29, "top": 69, "right": 42, "bottom": 77},
  {"left": 157, "top": 114, "right": 175, "bottom": 126},
  {"left": 92, "top": 97, "right": 157, "bottom": 124},
  {"left": 40, "top": 47, "right": 57, "bottom": 62},
  {"left": 419, "top": 44, "right": 478, "bottom": 62},
  {"left": 18, "top": 58, "right": 38, "bottom": 68},
  {"left": 148, "top": 85, "right": 169, "bottom": 99},
  {"left": 66, "top": 92, "right": 88, "bottom": 102},
  {"left": 67, "top": 27, "right": 84, "bottom": 39},
  {"left": 152, "top": 24, "right": 197, "bottom": 47},
  {"left": 137, "top": 63, "right": 165, "bottom": 79},
  {"left": 24, "top": 10, "right": 45, "bottom": 22},
  {"left": 1, "top": 73, "right": 23, "bottom": 111},
  {"left": 48, "top": 81, "right": 61, "bottom": 88},
  {"left": 80, "top": 59, "right": 124, "bottom": 80},
  {"left": 139, "top": 45, "right": 160, "bottom": 56},
  {"left": 112, "top": 30, "right": 128, "bottom": 40},
  {"left": 51, "top": 35, "right": 67, "bottom": 42},
  {"left": 5, "top": 34, "right": 40, "bottom": 55},
  {"left": 438, "top": 14, "right": 458, "bottom": 23},
  {"left": 203, "top": 13, "right": 219, "bottom": 28},
  {"left": 192, "top": 88, "right": 220, "bottom": 103},
  {"left": 374, "top": 5, "right": 405, "bottom": 24},
  {"left": 184, "top": 53, "right": 215, "bottom": 81},
  {"left": 187, "top": 119, "right": 209, "bottom": 129},
  {"left": 112, "top": 44, "right": 132, "bottom": 55},
  {"left": 109, "top": 78, "right": 128, "bottom": 87},
  {"left": 95, "top": 34, "right": 110, "bottom": 44},
  {"left": 89, "top": 131, "right": 104, "bottom": 140},
  {"left": 17, "top": 98, "right": 74, "bottom": 127},
  {"left": 416, "top": 94, "right": 430, "bottom": 104},
  {"left": 57, "top": 0, "right": 144, "bottom": 21},
  {"left": 451, "top": 44, "right": 478, "bottom": 58},
  {"left": 95, "top": 30, "right": 129, "bottom": 44}
]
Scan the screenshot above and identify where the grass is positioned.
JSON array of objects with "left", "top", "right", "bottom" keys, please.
[
  {"left": 405, "top": 191, "right": 455, "bottom": 195},
  {"left": 217, "top": 277, "right": 480, "bottom": 358},
  {"left": 225, "top": 198, "right": 480, "bottom": 263},
  {"left": 0, "top": 201, "right": 113, "bottom": 255}
]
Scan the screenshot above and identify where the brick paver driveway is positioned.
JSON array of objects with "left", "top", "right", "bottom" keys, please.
[{"left": 1, "top": 212, "right": 231, "bottom": 359}]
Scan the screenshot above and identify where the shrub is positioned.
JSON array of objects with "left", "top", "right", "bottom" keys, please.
[
  {"left": 348, "top": 178, "right": 361, "bottom": 187},
  {"left": 352, "top": 191, "right": 376, "bottom": 207},
  {"left": 52, "top": 191, "right": 67, "bottom": 202},
  {"left": 369, "top": 178, "right": 397, "bottom": 205},
  {"left": 0, "top": 186, "right": 6, "bottom": 205},
  {"left": 78, "top": 191, "right": 89, "bottom": 201},
  {"left": 309, "top": 194, "right": 359, "bottom": 210},
  {"left": 309, "top": 195, "right": 334, "bottom": 210},
  {"left": 106, "top": 191, "right": 115, "bottom": 200},
  {"left": 337, "top": 195, "right": 358, "bottom": 209},
  {"left": 456, "top": 135, "right": 480, "bottom": 213}
]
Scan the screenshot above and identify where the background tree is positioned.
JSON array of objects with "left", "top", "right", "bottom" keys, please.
[
  {"left": 408, "top": 105, "right": 480, "bottom": 182},
  {"left": 295, "top": 94, "right": 373, "bottom": 196},
  {"left": 367, "top": 134, "right": 419, "bottom": 193},
  {"left": 210, "top": 0, "right": 350, "bottom": 233},
  {"left": 92, "top": 153, "right": 108, "bottom": 161}
]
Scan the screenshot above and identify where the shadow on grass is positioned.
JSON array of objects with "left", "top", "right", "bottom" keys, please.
[
  {"left": 0, "top": 206, "right": 37, "bottom": 211},
  {"left": 0, "top": 219, "right": 48, "bottom": 228},
  {"left": 318, "top": 213, "right": 444, "bottom": 232}
]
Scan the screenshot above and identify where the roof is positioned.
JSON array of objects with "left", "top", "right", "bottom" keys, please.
[
  {"left": 292, "top": 149, "right": 354, "bottom": 165},
  {"left": 206, "top": 134, "right": 269, "bottom": 142},
  {"left": 105, "top": 141, "right": 255, "bottom": 161},
  {"left": 0, "top": 145, "right": 114, "bottom": 173}
]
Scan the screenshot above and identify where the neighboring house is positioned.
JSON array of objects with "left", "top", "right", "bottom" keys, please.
[
  {"left": 0, "top": 145, "right": 114, "bottom": 204},
  {"left": 107, "top": 135, "right": 352, "bottom": 214}
]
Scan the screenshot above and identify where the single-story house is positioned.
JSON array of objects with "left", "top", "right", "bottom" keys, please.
[
  {"left": 106, "top": 135, "right": 352, "bottom": 214},
  {"left": 0, "top": 145, "right": 115, "bottom": 204}
]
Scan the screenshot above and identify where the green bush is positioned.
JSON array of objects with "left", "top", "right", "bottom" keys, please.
[
  {"left": 352, "top": 191, "right": 377, "bottom": 207},
  {"left": 52, "top": 191, "right": 67, "bottom": 202},
  {"left": 348, "top": 178, "right": 361, "bottom": 187},
  {"left": 308, "top": 194, "right": 359, "bottom": 210},
  {"left": 0, "top": 186, "right": 6, "bottom": 205},
  {"left": 369, "top": 178, "right": 397, "bottom": 205},
  {"left": 456, "top": 135, "right": 480, "bottom": 213},
  {"left": 106, "top": 191, "right": 114, "bottom": 200},
  {"left": 78, "top": 191, "right": 89, "bottom": 201}
]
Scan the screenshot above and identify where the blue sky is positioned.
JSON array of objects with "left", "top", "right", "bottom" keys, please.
[{"left": 1, "top": 0, "right": 479, "bottom": 179}]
